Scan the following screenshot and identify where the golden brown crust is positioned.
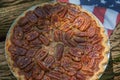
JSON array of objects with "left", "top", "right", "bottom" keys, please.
[
  {"left": 5, "top": 27, "right": 26, "bottom": 80},
  {"left": 5, "top": 2, "right": 110, "bottom": 80}
]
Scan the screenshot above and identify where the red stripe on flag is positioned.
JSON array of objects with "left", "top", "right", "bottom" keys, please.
[
  {"left": 108, "top": 29, "right": 113, "bottom": 37},
  {"left": 57, "top": 0, "right": 69, "bottom": 2},
  {"left": 116, "top": 13, "right": 120, "bottom": 25},
  {"left": 93, "top": 7, "right": 106, "bottom": 23}
]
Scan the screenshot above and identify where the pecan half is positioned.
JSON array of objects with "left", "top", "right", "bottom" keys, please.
[
  {"left": 39, "top": 35, "right": 50, "bottom": 46},
  {"left": 22, "top": 23, "right": 33, "bottom": 33},
  {"left": 35, "top": 71, "right": 45, "bottom": 80},
  {"left": 87, "top": 26, "right": 96, "bottom": 37},
  {"left": 58, "top": 7, "right": 68, "bottom": 18},
  {"left": 51, "top": 15, "right": 60, "bottom": 27},
  {"left": 24, "top": 71, "right": 33, "bottom": 80},
  {"left": 54, "top": 30, "right": 60, "bottom": 42},
  {"left": 66, "top": 30, "right": 74, "bottom": 39},
  {"left": 64, "top": 13, "right": 76, "bottom": 22},
  {"left": 73, "top": 16, "right": 84, "bottom": 29},
  {"left": 37, "top": 19, "right": 50, "bottom": 30},
  {"left": 88, "top": 51, "right": 101, "bottom": 58},
  {"left": 29, "top": 38, "right": 42, "bottom": 48},
  {"left": 13, "top": 26, "right": 23, "bottom": 39},
  {"left": 43, "top": 75, "right": 51, "bottom": 80},
  {"left": 74, "top": 31, "right": 88, "bottom": 37},
  {"left": 11, "top": 39, "right": 29, "bottom": 49},
  {"left": 87, "top": 58, "right": 95, "bottom": 69},
  {"left": 59, "top": 21, "right": 72, "bottom": 32},
  {"left": 32, "top": 67, "right": 45, "bottom": 80},
  {"left": 70, "top": 76, "right": 77, "bottom": 80},
  {"left": 47, "top": 70, "right": 62, "bottom": 80},
  {"left": 16, "top": 56, "right": 32, "bottom": 69},
  {"left": 85, "top": 44, "right": 93, "bottom": 54},
  {"left": 25, "top": 30, "right": 39, "bottom": 41},
  {"left": 78, "top": 13, "right": 91, "bottom": 31},
  {"left": 55, "top": 43, "right": 64, "bottom": 60},
  {"left": 67, "top": 39, "right": 78, "bottom": 47},
  {"left": 36, "top": 61, "right": 48, "bottom": 71},
  {"left": 69, "top": 48, "right": 83, "bottom": 58},
  {"left": 42, "top": 4, "right": 53, "bottom": 16},
  {"left": 54, "top": 30, "right": 63, "bottom": 42},
  {"left": 73, "top": 37, "right": 87, "bottom": 43},
  {"left": 43, "top": 55, "right": 55, "bottom": 68},
  {"left": 72, "top": 62, "right": 82, "bottom": 70},
  {"left": 91, "top": 35, "right": 102, "bottom": 44},
  {"left": 68, "top": 4, "right": 80, "bottom": 17},
  {"left": 61, "top": 57, "right": 72, "bottom": 70},
  {"left": 18, "top": 17, "right": 28, "bottom": 26},
  {"left": 93, "top": 44, "right": 103, "bottom": 51},
  {"left": 66, "top": 67, "right": 76, "bottom": 76},
  {"left": 26, "top": 49, "right": 37, "bottom": 58},
  {"left": 82, "top": 69, "right": 94, "bottom": 76},
  {"left": 81, "top": 55, "right": 91, "bottom": 67},
  {"left": 62, "top": 74, "right": 71, "bottom": 80},
  {"left": 8, "top": 45, "right": 27, "bottom": 56},
  {"left": 62, "top": 33, "right": 76, "bottom": 47},
  {"left": 26, "top": 11, "right": 38, "bottom": 24},
  {"left": 53, "top": 3, "right": 64, "bottom": 14},
  {"left": 76, "top": 71, "right": 86, "bottom": 80},
  {"left": 34, "top": 7, "right": 46, "bottom": 18},
  {"left": 35, "top": 49, "right": 48, "bottom": 61},
  {"left": 24, "top": 62, "right": 34, "bottom": 72}
]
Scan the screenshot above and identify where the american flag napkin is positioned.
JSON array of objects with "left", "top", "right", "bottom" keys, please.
[{"left": 57, "top": 0, "right": 120, "bottom": 37}]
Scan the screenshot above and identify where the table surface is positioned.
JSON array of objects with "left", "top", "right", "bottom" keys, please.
[{"left": 0, "top": 0, "right": 120, "bottom": 80}]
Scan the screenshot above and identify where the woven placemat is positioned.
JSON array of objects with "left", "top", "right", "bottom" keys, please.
[{"left": 110, "top": 23, "right": 120, "bottom": 80}]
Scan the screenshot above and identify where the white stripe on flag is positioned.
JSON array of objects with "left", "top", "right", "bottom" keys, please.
[
  {"left": 105, "top": 28, "right": 109, "bottom": 36},
  {"left": 103, "top": 9, "right": 118, "bottom": 30},
  {"left": 82, "top": 5, "right": 95, "bottom": 13},
  {"left": 69, "top": 0, "right": 80, "bottom": 5}
]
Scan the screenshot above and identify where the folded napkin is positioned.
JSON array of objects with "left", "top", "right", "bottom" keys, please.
[{"left": 57, "top": 0, "right": 120, "bottom": 37}]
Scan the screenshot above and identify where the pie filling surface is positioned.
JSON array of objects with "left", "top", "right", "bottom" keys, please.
[{"left": 5, "top": 2, "right": 108, "bottom": 80}]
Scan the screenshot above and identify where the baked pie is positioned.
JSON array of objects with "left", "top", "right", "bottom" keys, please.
[{"left": 5, "top": 2, "right": 109, "bottom": 80}]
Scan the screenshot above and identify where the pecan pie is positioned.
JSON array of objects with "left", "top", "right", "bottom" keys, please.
[{"left": 5, "top": 2, "right": 109, "bottom": 80}]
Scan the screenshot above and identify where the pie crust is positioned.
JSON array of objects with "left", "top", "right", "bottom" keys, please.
[{"left": 5, "top": 2, "right": 110, "bottom": 80}]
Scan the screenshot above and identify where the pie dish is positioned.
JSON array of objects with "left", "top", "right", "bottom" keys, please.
[{"left": 5, "top": 2, "right": 110, "bottom": 80}]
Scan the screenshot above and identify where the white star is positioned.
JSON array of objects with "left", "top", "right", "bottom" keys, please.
[
  {"left": 115, "top": 0, "right": 120, "bottom": 4},
  {"left": 109, "top": 4, "right": 114, "bottom": 7},
  {"left": 101, "top": 0, "right": 106, "bottom": 4}
]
